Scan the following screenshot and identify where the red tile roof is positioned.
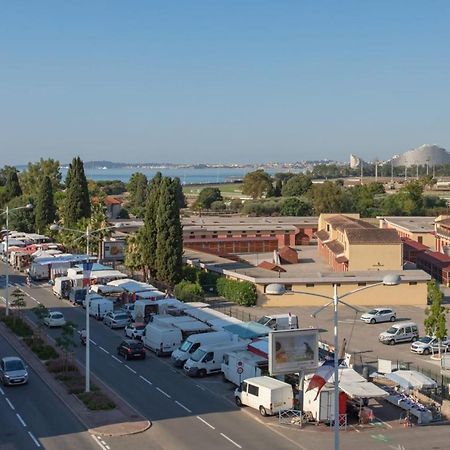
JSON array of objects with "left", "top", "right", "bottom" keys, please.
[
  {"left": 105, "top": 196, "right": 122, "bottom": 205},
  {"left": 401, "top": 237, "right": 429, "bottom": 251},
  {"left": 257, "top": 261, "right": 287, "bottom": 272}
]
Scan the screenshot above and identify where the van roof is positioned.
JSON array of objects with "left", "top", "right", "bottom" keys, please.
[
  {"left": 391, "top": 321, "right": 417, "bottom": 327},
  {"left": 197, "top": 342, "right": 246, "bottom": 352},
  {"left": 244, "top": 376, "right": 291, "bottom": 390}
]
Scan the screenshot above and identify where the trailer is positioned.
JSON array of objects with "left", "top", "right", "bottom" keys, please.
[{"left": 222, "top": 350, "right": 268, "bottom": 386}]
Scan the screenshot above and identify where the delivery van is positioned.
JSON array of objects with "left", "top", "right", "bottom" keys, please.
[
  {"left": 184, "top": 341, "right": 247, "bottom": 377},
  {"left": 89, "top": 298, "right": 114, "bottom": 320},
  {"left": 257, "top": 314, "right": 298, "bottom": 330},
  {"left": 378, "top": 321, "right": 419, "bottom": 345},
  {"left": 52, "top": 276, "right": 72, "bottom": 299},
  {"left": 222, "top": 350, "right": 268, "bottom": 386},
  {"left": 69, "top": 287, "right": 87, "bottom": 305},
  {"left": 171, "top": 331, "right": 233, "bottom": 367},
  {"left": 143, "top": 322, "right": 183, "bottom": 356},
  {"left": 234, "top": 376, "right": 293, "bottom": 416}
]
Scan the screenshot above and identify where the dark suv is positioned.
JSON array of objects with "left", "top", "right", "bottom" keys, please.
[{"left": 117, "top": 339, "right": 146, "bottom": 360}]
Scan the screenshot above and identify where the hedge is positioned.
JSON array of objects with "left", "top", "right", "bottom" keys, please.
[
  {"left": 174, "top": 281, "right": 204, "bottom": 302},
  {"left": 216, "top": 278, "right": 257, "bottom": 307},
  {"left": 182, "top": 265, "right": 220, "bottom": 293}
]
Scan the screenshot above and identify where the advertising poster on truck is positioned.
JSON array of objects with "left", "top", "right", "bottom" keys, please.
[{"left": 269, "top": 328, "right": 319, "bottom": 375}]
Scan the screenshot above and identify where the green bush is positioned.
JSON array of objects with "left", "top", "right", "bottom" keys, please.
[
  {"left": 77, "top": 391, "right": 116, "bottom": 410},
  {"left": 174, "top": 281, "right": 204, "bottom": 302},
  {"left": 216, "top": 278, "right": 257, "bottom": 306},
  {"left": 46, "top": 359, "right": 78, "bottom": 373},
  {"left": 30, "top": 343, "right": 59, "bottom": 360},
  {"left": 2, "top": 316, "right": 33, "bottom": 337},
  {"left": 181, "top": 265, "right": 220, "bottom": 293}
]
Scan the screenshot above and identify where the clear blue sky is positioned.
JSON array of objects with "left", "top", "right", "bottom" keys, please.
[{"left": 1, "top": 0, "right": 449, "bottom": 165}]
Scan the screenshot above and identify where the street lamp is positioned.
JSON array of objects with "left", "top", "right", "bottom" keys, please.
[
  {"left": 1, "top": 203, "right": 33, "bottom": 316},
  {"left": 50, "top": 222, "right": 119, "bottom": 393},
  {"left": 266, "top": 273, "right": 401, "bottom": 450}
]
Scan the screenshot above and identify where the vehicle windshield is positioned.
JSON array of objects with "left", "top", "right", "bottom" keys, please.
[
  {"left": 180, "top": 340, "right": 193, "bottom": 352},
  {"left": 385, "top": 327, "right": 397, "bottom": 334},
  {"left": 135, "top": 325, "right": 145, "bottom": 331},
  {"left": 129, "top": 342, "right": 143, "bottom": 349},
  {"left": 257, "top": 316, "right": 270, "bottom": 325},
  {"left": 418, "top": 336, "right": 432, "bottom": 344},
  {"left": 115, "top": 314, "right": 127, "bottom": 320},
  {"left": 191, "top": 349, "right": 207, "bottom": 362},
  {"left": 53, "top": 313, "right": 63, "bottom": 319},
  {"left": 366, "top": 310, "right": 378, "bottom": 315},
  {"left": 5, "top": 360, "right": 25, "bottom": 371}
]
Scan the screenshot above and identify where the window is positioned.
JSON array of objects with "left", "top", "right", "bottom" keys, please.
[
  {"left": 405, "top": 327, "right": 411, "bottom": 334},
  {"left": 248, "top": 384, "right": 259, "bottom": 396},
  {"left": 203, "top": 352, "right": 214, "bottom": 363},
  {"left": 358, "top": 282, "right": 366, "bottom": 287},
  {"left": 409, "top": 282, "right": 417, "bottom": 286},
  {"left": 418, "top": 236, "right": 423, "bottom": 244},
  {"left": 306, "top": 283, "right": 315, "bottom": 288},
  {"left": 242, "top": 382, "right": 248, "bottom": 392}
]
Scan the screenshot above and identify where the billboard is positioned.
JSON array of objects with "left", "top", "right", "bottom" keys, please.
[
  {"left": 102, "top": 241, "right": 125, "bottom": 260},
  {"left": 269, "top": 328, "right": 319, "bottom": 375}
]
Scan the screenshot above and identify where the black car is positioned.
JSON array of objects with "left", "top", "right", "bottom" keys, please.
[{"left": 117, "top": 340, "right": 146, "bottom": 360}]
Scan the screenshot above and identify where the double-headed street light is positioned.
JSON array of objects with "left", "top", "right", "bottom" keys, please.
[
  {"left": 1, "top": 203, "right": 33, "bottom": 316},
  {"left": 50, "top": 222, "right": 120, "bottom": 393},
  {"left": 266, "top": 273, "right": 401, "bottom": 450}
]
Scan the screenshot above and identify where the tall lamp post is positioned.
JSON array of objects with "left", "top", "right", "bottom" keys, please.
[
  {"left": 50, "top": 222, "right": 119, "bottom": 392},
  {"left": 266, "top": 273, "right": 400, "bottom": 450},
  {"left": 1, "top": 203, "right": 33, "bottom": 316}
]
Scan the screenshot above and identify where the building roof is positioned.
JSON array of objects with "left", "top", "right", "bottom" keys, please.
[
  {"left": 315, "top": 230, "right": 330, "bottom": 241},
  {"left": 326, "top": 215, "right": 375, "bottom": 232},
  {"left": 417, "top": 250, "right": 450, "bottom": 265},
  {"left": 324, "top": 240, "right": 345, "bottom": 254},
  {"left": 401, "top": 237, "right": 429, "bottom": 251},
  {"left": 345, "top": 228, "right": 401, "bottom": 245},
  {"left": 335, "top": 255, "right": 349, "bottom": 263},
  {"left": 183, "top": 224, "right": 297, "bottom": 233},
  {"left": 379, "top": 216, "right": 436, "bottom": 233},
  {"left": 258, "top": 261, "right": 286, "bottom": 272},
  {"left": 104, "top": 196, "right": 122, "bottom": 205},
  {"left": 182, "top": 216, "right": 318, "bottom": 226}
]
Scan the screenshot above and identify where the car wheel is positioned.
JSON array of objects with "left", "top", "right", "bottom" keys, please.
[
  {"left": 198, "top": 369, "right": 207, "bottom": 378},
  {"left": 411, "top": 336, "right": 418, "bottom": 342},
  {"left": 389, "top": 339, "right": 396, "bottom": 346},
  {"left": 259, "top": 406, "right": 267, "bottom": 417},
  {"left": 235, "top": 396, "right": 242, "bottom": 407},
  {"left": 423, "top": 348, "right": 430, "bottom": 355},
  {"left": 390, "top": 316, "right": 396, "bottom": 322},
  {"left": 125, "top": 353, "right": 129, "bottom": 360},
  {"left": 370, "top": 318, "right": 376, "bottom": 324}
]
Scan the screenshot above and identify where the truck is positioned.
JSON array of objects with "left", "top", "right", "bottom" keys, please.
[
  {"left": 171, "top": 331, "right": 234, "bottom": 367},
  {"left": 221, "top": 350, "right": 268, "bottom": 386},
  {"left": 52, "top": 276, "right": 72, "bottom": 299},
  {"left": 184, "top": 340, "right": 248, "bottom": 377},
  {"left": 256, "top": 313, "right": 298, "bottom": 330},
  {"left": 234, "top": 376, "right": 293, "bottom": 416},
  {"left": 89, "top": 297, "right": 114, "bottom": 320}
]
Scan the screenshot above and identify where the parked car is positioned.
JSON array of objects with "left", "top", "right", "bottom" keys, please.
[
  {"left": 0, "top": 356, "right": 28, "bottom": 386},
  {"left": 117, "top": 340, "right": 146, "bottom": 360},
  {"left": 360, "top": 308, "right": 396, "bottom": 324},
  {"left": 379, "top": 321, "right": 419, "bottom": 345},
  {"left": 124, "top": 323, "right": 146, "bottom": 340},
  {"left": 43, "top": 311, "right": 66, "bottom": 327},
  {"left": 411, "top": 335, "right": 450, "bottom": 355},
  {"left": 103, "top": 311, "right": 131, "bottom": 329}
]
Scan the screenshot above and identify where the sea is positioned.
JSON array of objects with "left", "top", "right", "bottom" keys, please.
[{"left": 59, "top": 166, "right": 305, "bottom": 185}]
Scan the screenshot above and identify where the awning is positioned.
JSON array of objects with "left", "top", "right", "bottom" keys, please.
[
  {"left": 385, "top": 370, "right": 437, "bottom": 390},
  {"left": 330, "top": 368, "right": 388, "bottom": 399}
]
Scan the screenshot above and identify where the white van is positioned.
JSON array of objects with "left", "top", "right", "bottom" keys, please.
[
  {"left": 89, "top": 298, "right": 114, "bottom": 320},
  {"left": 234, "top": 376, "right": 293, "bottom": 416},
  {"left": 52, "top": 276, "right": 72, "bottom": 299},
  {"left": 379, "top": 321, "right": 419, "bottom": 345},
  {"left": 184, "top": 341, "right": 247, "bottom": 377},
  {"left": 171, "top": 331, "right": 233, "bottom": 367},
  {"left": 257, "top": 314, "right": 298, "bottom": 330},
  {"left": 143, "top": 322, "right": 182, "bottom": 356},
  {"left": 222, "top": 350, "right": 268, "bottom": 386}
]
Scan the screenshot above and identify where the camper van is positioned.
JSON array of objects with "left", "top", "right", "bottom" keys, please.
[
  {"left": 234, "top": 376, "right": 293, "bottom": 416},
  {"left": 222, "top": 350, "right": 268, "bottom": 386},
  {"left": 378, "top": 321, "right": 419, "bottom": 345},
  {"left": 184, "top": 341, "right": 247, "bottom": 377},
  {"left": 89, "top": 298, "right": 114, "bottom": 320},
  {"left": 171, "top": 331, "right": 233, "bottom": 367},
  {"left": 52, "top": 276, "right": 72, "bottom": 299},
  {"left": 257, "top": 314, "right": 298, "bottom": 330}
]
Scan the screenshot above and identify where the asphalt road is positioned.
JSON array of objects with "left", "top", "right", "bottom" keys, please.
[
  {"left": 0, "top": 331, "right": 105, "bottom": 450},
  {"left": 2, "top": 266, "right": 450, "bottom": 450}
]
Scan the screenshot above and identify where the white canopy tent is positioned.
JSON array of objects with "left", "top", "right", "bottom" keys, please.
[
  {"left": 385, "top": 370, "right": 437, "bottom": 391},
  {"left": 330, "top": 368, "right": 388, "bottom": 399}
]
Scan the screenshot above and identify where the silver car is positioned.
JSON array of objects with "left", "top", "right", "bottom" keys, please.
[
  {"left": 361, "top": 308, "right": 396, "bottom": 324},
  {"left": 0, "top": 356, "right": 29, "bottom": 386},
  {"left": 103, "top": 311, "right": 131, "bottom": 329}
]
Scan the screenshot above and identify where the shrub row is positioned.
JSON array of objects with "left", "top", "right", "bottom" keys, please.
[
  {"left": 182, "top": 265, "right": 220, "bottom": 293},
  {"left": 216, "top": 278, "right": 257, "bottom": 307},
  {"left": 174, "top": 281, "right": 204, "bottom": 302}
]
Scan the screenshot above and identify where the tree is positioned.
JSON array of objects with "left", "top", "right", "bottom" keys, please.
[
  {"left": 242, "top": 170, "right": 273, "bottom": 199},
  {"left": 64, "top": 157, "right": 91, "bottom": 226},
  {"left": 19, "top": 158, "right": 62, "bottom": 196},
  {"left": 33, "top": 305, "right": 49, "bottom": 340},
  {"left": 194, "top": 187, "right": 223, "bottom": 209},
  {"left": 124, "top": 232, "right": 145, "bottom": 277},
  {"left": 3, "top": 195, "right": 35, "bottom": 232},
  {"left": 5, "top": 169, "right": 22, "bottom": 201},
  {"left": 155, "top": 177, "right": 183, "bottom": 285},
  {"left": 173, "top": 177, "right": 187, "bottom": 209},
  {"left": 35, "top": 176, "right": 56, "bottom": 233},
  {"left": 281, "top": 174, "right": 313, "bottom": 197},
  {"left": 280, "top": 198, "right": 312, "bottom": 216},
  {"left": 174, "top": 281, "right": 204, "bottom": 302},
  {"left": 10, "top": 288, "right": 26, "bottom": 323},
  {"left": 55, "top": 322, "right": 77, "bottom": 372},
  {"left": 127, "top": 172, "right": 148, "bottom": 210},
  {"left": 425, "top": 281, "right": 448, "bottom": 359},
  {"left": 273, "top": 179, "right": 283, "bottom": 197},
  {"left": 307, "top": 181, "right": 345, "bottom": 214}
]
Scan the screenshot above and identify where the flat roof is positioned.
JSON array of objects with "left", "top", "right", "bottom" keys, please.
[
  {"left": 184, "top": 224, "right": 297, "bottom": 232},
  {"left": 182, "top": 216, "right": 318, "bottom": 226},
  {"left": 378, "top": 216, "right": 436, "bottom": 233}
]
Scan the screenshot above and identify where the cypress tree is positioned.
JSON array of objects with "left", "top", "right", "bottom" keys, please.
[
  {"left": 64, "top": 157, "right": 91, "bottom": 226},
  {"left": 5, "top": 169, "right": 22, "bottom": 201},
  {"left": 155, "top": 177, "right": 182, "bottom": 285},
  {"left": 173, "top": 177, "right": 187, "bottom": 209},
  {"left": 35, "top": 176, "right": 55, "bottom": 233}
]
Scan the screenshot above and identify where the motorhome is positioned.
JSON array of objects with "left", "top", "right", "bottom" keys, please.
[
  {"left": 234, "top": 376, "right": 293, "bottom": 416},
  {"left": 222, "top": 350, "right": 268, "bottom": 386},
  {"left": 257, "top": 314, "right": 299, "bottom": 330},
  {"left": 184, "top": 341, "right": 247, "bottom": 377}
]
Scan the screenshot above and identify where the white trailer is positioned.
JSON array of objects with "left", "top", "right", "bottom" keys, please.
[{"left": 221, "top": 350, "right": 268, "bottom": 386}]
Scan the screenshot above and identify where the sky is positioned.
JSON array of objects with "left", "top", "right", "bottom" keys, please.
[{"left": 1, "top": 0, "right": 450, "bottom": 165}]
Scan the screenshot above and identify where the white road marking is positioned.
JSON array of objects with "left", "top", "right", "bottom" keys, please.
[
  {"left": 29, "top": 297, "right": 40, "bottom": 304},
  {"left": 156, "top": 387, "right": 171, "bottom": 398},
  {"left": 375, "top": 416, "right": 392, "bottom": 429},
  {"left": 111, "top": 355, "right": 122, "bottom": 363},
  {"left": 195, "top": 384, "right": 206, "bottom": 391},
  {"left": 92, "top": 435, "right": 108, "bottom": 450},
  {"left": 0, "top": 387, "right": 4, "bottom": 395},
  {"left": 89, "top": 339, "right": 97, "bottom": 345},
  {"left": 175, "top": 400, "right": 192, "bottom": 413},
  {"left": 5, "top": 397, "right": 15, "bottom": 410},
  {"left": 220, "top": 433, "right": 242, "bottom": 448},
  {"left": 99, "top": 346, "right": 109, "bottom": 355},
  {"left": 23, "top": 291, "right": 31, "bottom": 297},
  {"left": 28, "top": 431, "right": 41, "bottom": 447},
  {"left": 16, "top": 413, "right": 27, "bottom": 427},
  {"left": 139, "top": 375, "right": 152, "bottom": 385},
  {"left": 125, "top": 365, "right": 136, "bottom": 374},
  {"left": 196, "top": 416, "right": 215, "bottom": 429}
]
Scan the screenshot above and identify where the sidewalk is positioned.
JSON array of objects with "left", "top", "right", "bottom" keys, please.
[{"left": 0, "top": 317, "right": 150, "bottom": 437}]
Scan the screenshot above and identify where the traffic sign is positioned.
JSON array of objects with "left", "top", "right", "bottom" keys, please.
[{"left": 237, "top": 367, "right": 244, "bottom": 374}]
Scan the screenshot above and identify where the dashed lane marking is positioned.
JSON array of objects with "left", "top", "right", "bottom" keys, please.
[
  {"left": 0, "top": 387, "right": 4, "bottom": 395},
  {"left": 111, "top": 355, "right": 122, "bottom": 363},
  {"left": 16, "top": 413, "right": 27, "bottom": 427},
  {"left": 196, "top": 416, "right": 215, "bottom": 430},
  {"left": 125, "top": 365, "right": 137, "bottom": 374},
  {"left": 98, "top": 346, "right": 109, "bottom": 355},
  {"left": 139, "top": 375, "right": 152, "bottom": 385},
  {"left": 220, "top": 433, "right": 242, "bottom": 448},
  {"left": 28, "top": 431, "right": 41, "bottom": 447},
  {"left": 195, "top": 384, "right": 206, "bottom": 391},
  {"left": 156, "top": 387, "right": 171, "bottom": 398},
  {"left": 92, "top": 435, "right": 108, "bottom": 450},
  {"left": 175, "top": 400, "right": 192, "bottom": 413},
  {"left": 89, "top": 339, "right": 97, "bottom": 345},
  {"left": 5, "top": 397, "right": 15, "bottom": 410}
]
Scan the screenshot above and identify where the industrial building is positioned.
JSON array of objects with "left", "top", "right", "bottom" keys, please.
[{"left": 391, "top": 144, "right": 450, "bottom": 168}]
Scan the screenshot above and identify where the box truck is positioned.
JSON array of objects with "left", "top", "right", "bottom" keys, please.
[
  {"left": 234, "top": 376, "right": 293, "bottom": 416},
  {"left": 89, "top": 297, "right": 114, "bottom": 320},
  {"left": 221, "top": 350, "right": 268, "bottom": 386},
  {"left": 171, "top": 330, "right": 234, "bottom": 367},
  {"left": 184, "top": 341, "right": 248, "bottom": 377}
]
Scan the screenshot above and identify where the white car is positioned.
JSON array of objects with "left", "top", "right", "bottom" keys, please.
[
  {"left": 43, "top": 311, "right": 66, "bottom": 327},
  {"left": 124, "top": 323, "right": 146, "bottom": 340},
  {"left": 411, "top": 336, "right": 450, "bottom": 355},
  {"left": 360, "top": 308, "right": 396, "bottom": 324}
]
